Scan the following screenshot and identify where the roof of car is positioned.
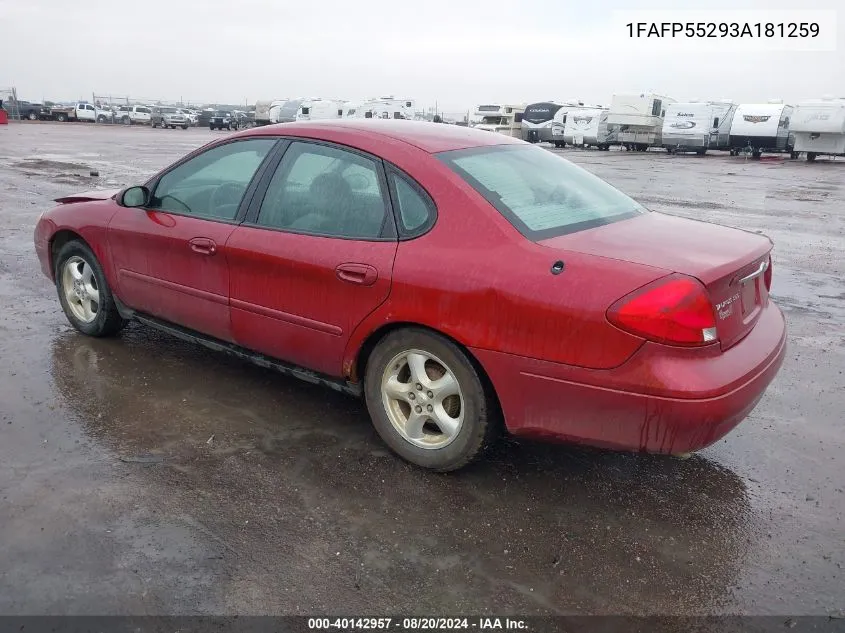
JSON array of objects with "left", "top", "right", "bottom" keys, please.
[{"left": 246, "top": 119, "right": 524, "bottom": 153}]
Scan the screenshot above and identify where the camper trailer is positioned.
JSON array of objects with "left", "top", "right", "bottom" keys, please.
[
  {"left": 607, "top": 93, "right": 675, "bottom": 151},
  {"left": 521, "top": 101, "right": 589, "bottom": 146},
  {"left": 790, "top": 98, "right": 845, "bottom": 161},
  {"left": 295, "top": 99, "right": 345, "bottom": 121},
  {"left": 473, "top": 104, "right": 526, "bottom": 138},
  {"left": 522, "top": 102, "right": 564, "bottom": 143},
  {"left": 268, "top": 98, "right": 304, "bottom": 123},
  {"left": 341, "top": 101, "right": 360, "bottom": 118},
  {"left": 728, "top": 102, "right": 795, "bottom": 158},
  {"left": 253, "top": 100, "right": 280, "bottom": 126},
  {"left": 350, "top": 98, "right": 416, "bottom": 120},
  {"left": 662, "top": 101, "right": 737, "bottom": 154},
  {"left": 562, "top": 108, "right": 613, "bottom": 150}
]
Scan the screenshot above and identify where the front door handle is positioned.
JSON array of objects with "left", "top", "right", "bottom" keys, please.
[
  {"left": 336, "top": 263, "right": 378, "bottom": 286},
  {"left": 189, "top": 237, "right": 217, "bottom": 255}
]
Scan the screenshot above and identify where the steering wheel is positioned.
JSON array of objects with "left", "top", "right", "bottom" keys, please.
[{"left": 211, "top": 182, "right": 246, "bottom": 214}]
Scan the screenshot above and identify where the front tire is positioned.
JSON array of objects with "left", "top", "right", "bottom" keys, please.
[
  {"left": 364, "top": 328, "right": 499, "bottom": 471},
  {"left": 55, "top": 241, "right": 126, "bottom": 337}
]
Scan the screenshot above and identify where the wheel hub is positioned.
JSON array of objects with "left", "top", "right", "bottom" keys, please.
[{"left": 73, "top": 279, "right": 88, "bottom": 300}]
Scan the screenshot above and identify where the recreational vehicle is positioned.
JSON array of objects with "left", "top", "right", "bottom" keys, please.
[
  {"left": 562, "top": 108, "right": 613, "bottom": 150},
  {"left": 268, "top": 98, "right": 304, "bottom": 124},
  {"left": 472, "top": 104, "right": 526, "bottom": 138},
  {"left": 341, "top": 101, "right": 360, "bottom": 118},
  {"left": 607, "top": 93, "right": 675, "bottom": 151},
  {"left": 351, "top": 98, "right": 416, "bottom": 120},
  {"left": 295, "top": 99, "right": 345, "bottom": 121},
  {"left": 521, "top": 101, "right": 588, "bottom": 146},
  {"left": 662, "top": 101, "right": 737, "bottom": 154},
  {"left": 790, "top": 98, "right": 845, "bottom": 161},
  {"left": 728, "top": 102, "right": 795, "bottom": 158},
  {"left": 253, "top": 100, "right": 278, "bottom": 126}
]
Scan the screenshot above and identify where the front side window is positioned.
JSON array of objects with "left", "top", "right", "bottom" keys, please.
[
  {"left": 439, "top": 145, "right": 645, "bottom": 240},
  {"left": 256, "top": 141, "right": 388, "bottom": 239},
  {"left": 85, "top": 104, "right": 95, "bottom": 111},
  {"left": 149, "top": 139, "right": 276, "bottom": 221}
]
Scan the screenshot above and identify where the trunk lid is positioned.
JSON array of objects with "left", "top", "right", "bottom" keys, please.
[{"left": 540, "top": 212, "right": 773, "bottom": 349}]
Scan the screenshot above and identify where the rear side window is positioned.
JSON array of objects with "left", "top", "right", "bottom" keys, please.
[
  {"left": 256, "top": 141, "right": 388, "bottom": 239},
  {"left": 438, "top": 145, "right": 645, "bottom": 240},
  {"left": 388, "top": 171, "right": 435, "bottom": 236}
]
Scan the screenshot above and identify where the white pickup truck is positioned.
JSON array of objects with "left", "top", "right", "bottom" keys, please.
[
  {"left": 52, "top": 103, "right": 113, "bottom": 123},
  {"left": 115, "top": 105, "right": 153, "bottom": 125}
]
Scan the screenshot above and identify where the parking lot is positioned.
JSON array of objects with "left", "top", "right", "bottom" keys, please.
[{"left": 0, "top": 122, "right": 843, "bottom": 616}]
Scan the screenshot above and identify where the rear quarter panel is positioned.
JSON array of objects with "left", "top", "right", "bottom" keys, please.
[{"left": 341, "top": 151, "right": 668, "bottom": 375}]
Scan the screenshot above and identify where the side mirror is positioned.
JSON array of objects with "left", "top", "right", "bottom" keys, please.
[{"left": 119, "top": 186, "right": 150, "bottom": 208}]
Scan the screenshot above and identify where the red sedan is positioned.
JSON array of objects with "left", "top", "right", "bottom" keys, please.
[{"left": 34, "top": 121, "right": 786, "bottom": 471}]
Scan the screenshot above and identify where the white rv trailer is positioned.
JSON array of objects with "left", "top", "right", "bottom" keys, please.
[
  {"left": 728, "top": 102, "right": 795, "bottom": 158},
  {"left": 341, "top": 101, "right": 360, "bottom": 118},
  {"left": 790, "top": 98, "right": 845, "bottom": 161},
  {"left": 269, "top": 98, "right": 305, "bottom": 123},
  {"left": 607, "top": 93, "right": 675, "bottom": 151},
  {"left": 661, "top": 101, "right": 737, "bottom": 154},
  {"left": 472, "top": 104, "right": 527, "bottom": 138},
  {"left": 562, "top": 108, "right": 613, "bottom": 150},
  {"left": 253, "top": 100, "right": 279, "bottom": 126},
  {"left": 351, "top": 97, "right": 416, "bottom": 120},
  {"left": 520, "top": 101, "right": 582, "bottom": 145},
  {"left": 295, "top": 99, "right": 345, "bottom": 121}
]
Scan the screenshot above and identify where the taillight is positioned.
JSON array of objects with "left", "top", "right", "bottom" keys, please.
[
  {"left": 607, "top": 274, "right": 718, "bottom": 347},
  {"left": 764, "top": 254, "right": 772, "bottom": 291}
]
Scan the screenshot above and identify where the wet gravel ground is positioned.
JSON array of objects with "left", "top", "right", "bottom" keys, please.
[{"left": 0, "top": 122, "right": 843, "bottom": 616}]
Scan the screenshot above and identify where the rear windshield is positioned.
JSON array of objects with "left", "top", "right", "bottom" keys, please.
[{"left": 438, "top": 145, "right": 645, "bottom": 239}]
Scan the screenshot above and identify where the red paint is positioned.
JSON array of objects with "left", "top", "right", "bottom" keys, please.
[
  {"left": 226, "top": 226, "right": 397, "bottom": 376},
  {"left": 34, "top": 120, "right": 787, "bottom": 455}
]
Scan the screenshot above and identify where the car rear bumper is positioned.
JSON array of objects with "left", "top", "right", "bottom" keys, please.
[{"left": 472, "top": 301, "right": 787, "bottom": 454}]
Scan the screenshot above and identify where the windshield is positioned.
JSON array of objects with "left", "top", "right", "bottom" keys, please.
[
  {"left": 438, "top": 145, "right": 646, "bottom": 239},
  {"left": 160, "top": 107, "right": 177, "bottom": 113}
]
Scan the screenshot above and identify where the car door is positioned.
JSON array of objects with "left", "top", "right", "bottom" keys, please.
[
  {"left": 227, "top": 140, "right": 398, "bottom": 376},
  {"left": 108, "top": 137, "right": 278, "bottom": 341}
]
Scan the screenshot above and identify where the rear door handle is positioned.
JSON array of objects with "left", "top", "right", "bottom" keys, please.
[
  {"left": 336, "top": 263, "right": 378, "bottom": 286},
  {"left": 189, "top": 237, "right": 217, "bottom": 255}
]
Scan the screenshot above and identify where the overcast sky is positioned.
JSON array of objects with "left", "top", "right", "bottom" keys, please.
[{"left": 1, "top": 0, "right": 841, "bottom": 113}]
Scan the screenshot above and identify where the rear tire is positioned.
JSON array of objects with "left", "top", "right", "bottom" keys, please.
[
  {"left": 364, "top": 328, "right": 499, "bottom": 472},
  {"left": 752, "top": 150, "right": 761, "bottom": 159},
  {"left": 122, "top": 116, "right": 131, "bottom": 125},
  {"left": 807, "top": 152, "right": 817, "bottom": 162},
  {"left": 181, "top": 125, "right": 188, "bottom": 130},
  {"left": 28, "top": 112, "right": 38, "bottom": 121},
  {"left": 56, "top": 113, "right": 68, "bottom": 122},
  {"left": 54, "top": 240, "right": 126, "bottom": 338}
]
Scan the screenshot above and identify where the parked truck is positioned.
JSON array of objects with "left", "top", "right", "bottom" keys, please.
[
  {"left": 51, "top": 103, "right": 113, "bottom": 123},
  {"left": 6, "top": 100, "right": 52, "bottom": 121}
]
